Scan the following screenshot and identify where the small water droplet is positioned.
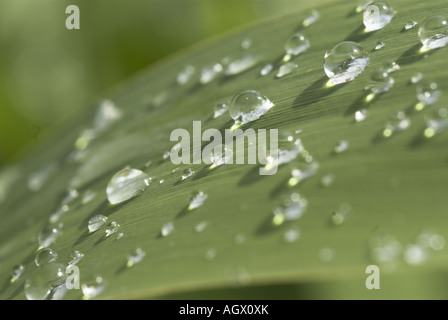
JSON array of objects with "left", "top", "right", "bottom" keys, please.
[
  {"left": 159, "top": 179, "right": 165, "bottom": 184},
  {"left": 303, "top": 9, "right": 320, "bottom": 27},
  {"left": 200, "top": 63, "right": 223, "bottom": 84},
  {"left": 105, "top": 221, "right": 120, "bottom": 237},
  {"left": 38, "top": 225, "right": 60, "bottom": 248},
  {"left": 331, "top": 204, "right": 351, "bottom": 226},
  {"left": 161, "top": 222, "right": 175, "bottom": 237},
  {"left": 383, "top": 111, "right": 410, "bottom": 137},
  {"left": 418, "top": 15, "right": 448, "bottom": 50},
  {"left": 260, "top": 63, "right": 273, "bottom": 76},
  {"left": 94, "top": 100, "right": 122, "bottom": 133},
  {"left": 369, "top": 232, "right": 402, "bottom": 266},
  {"left": 11, "top": 265, "right": 25, "bottom": 283},
  {"left": 81, "top": 276, "right": 106, "bottom": 300},
  {"left": 324, "top": 42, "right": 369, "bottom": 86},
  {"left": 273, "top": 191, "right": 308, "bottom": 223},
  {"left": 288, "top": 161, "right": 319, "bottom": 187},
  {"left": 213, "top": 103, "right": 228, "bottom": 118},
  {"left": 424, "top": 108, "right": 448, "bottom": 138},
  {"left": 163, "top": 151, "right": 170, "bottom": 160},
  {"left": 241, "top": 38, "right": 253, "bottom": 50},
  {"left": 225, "top": 54, "right": 260, "bottom": 76},
  {"left": 355, "top": 0, "right": 373, "bottom": 13},
  {"left": 284, "top": 33, "right": 310, "bottom": 58},
  {"left": 49, "top": 205, "right": 69, "bottom": 224},
  {"left": 194, "top": 221, "right": 208, "bottom": 233},
  {"left": 403, "top": 244, "right": 427, "bottom": 265},
  {"left": 35, "top": 248, "right": 58, "bottom": 267},
  {"left": 410, "top": 72, "right": 423, "bottom": 84},
  {"left": 321, "top": 174, "right": 335, "bottom": 187},
  {"left": 181, "top": 168, "right": 194, "bottom": 180},
  {"left": 319, "top": 248, "right": 335, "bottom": 262},
  {"left": 404, "top": 20, "right": 417, "bottom": 30},
  {"left": 276, "top": 62, "right": 298, "bottom": 78},
  {"left": 25, "top": 263, "right": 67, "bottom": 300},
  {"left": 88, "top": 215, "right": 108, "bottom": 233},
  {"left": 365, "top": 69, "right": 394, "bottom": 94},
  {"left": 209, "top": 144, "right": 233, "bottom": 168},
  {"left": 416, "top": 80, "right": 441, "bottom": 107},
  {"left": 205, "top": 248, "right": 217, "bottom": 261},
  {"left": 126, "top": 248, "right": 146, "bottom": 268},
  {"left": 75, "top": 129, "right": 97, "bottom": 151},
  {"left": 375, "top": 41, "right": 385, "bottom": 50},
  {"left": 382, "top": 61, "right": 400, "bottom": 73},
  {"left": 283, "top": 227, "right": 300, "bottom": 243},
  {"left": 81, "top": 190, "right": 96, "bottom": 205},
  {"left": 68, "top": 251, "right": 84, "bottom": 266},
  {"left": 229, "top": 90, "right": 274, "bottom": 125},
  {"left": 106, "top": 168, "right": 150, "bottom": 205},
  {"left": 334, "top": 140, "right": 349, "bottom": 154},
  {"left": 27, "top": 163, "right": 59, "bottom": 192},
  {"left": 355, "top": 109, "right": 369, "bottom": 122},
  {"left": 234, "top": 234, "right": 246, "bottom": 245},
  {"left": 188, "top": 191, "right": 208, "bottom": 210},
  {"left": 177, "top": 65, "right": 196, "bottom": 85},
  {"left": 363, "top": 2, "right": 395, "bottom": 32}
]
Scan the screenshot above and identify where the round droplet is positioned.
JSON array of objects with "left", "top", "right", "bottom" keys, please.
[
  {"left": 418, "top": 16, "right": 448, "bottom": 50},
  {"left": 319, "top": 248, "right": 335, "bottom": 262},
  {"left": 321, "top": 174, "right": 335, "bottom": 187},
  {"left": 404, "top": 20, "right": 417, "bottom": 30},
  {"left": 363, "top": 2, "right": 395, "bottom": 32},
  {"left": 81, "top": 276, "right": 106, "bottom": 300},
  {"left": 105, "top": 221, "right": 120, "bottom": 237},
  {"left": 35, "top": 248, "right": 58, "bottom": 267},
  {"left": 81, "top": 190, "right": 96, "bottom": 205},
  {"left": 213, "top": 103, "right": 228, "bottom": 118},
  {"left": 106, "top": 168, "right": 150, "bottom": 205},
  {"left": 324, "top": 42, "right": 369, "bottom": 86},
  {"left": 403, "top": 244, "right": 427, "bottom": 265},
  {"left": 94, "top": 100, "right": 122, "bottom": 133},
  {"left": 284, "top": 33, "right": 310, "bottom": 56},
  {"left": 88, "top": 215, "right": 108, "bottom": 233},
  {"left": 424, "top": 108, "right": 448, "bottom": 137},
  {"left": 273, "top": 191, "right": 308, "bottom": 223},
  {"left": 410, "top": 72, "right": 423, "bottom": 84},
  {"left": 417, "top": 80, "right": 441, "bottom": 106},
  {"left": 181, "top": 168, "right": 194, "bottom": 180},
  {"left": 365, "top": 69, "right": 394, "bottom": 94},
  {"left": 355, "top": 109, "right": 369, "bottom": 122},
  {"left": 68, "top": 251, "right": 84, "bottom": 266},
  {"left": 24, "top": 263, "right": 66, "bottom": 300},
  {"left": 283, "top": 227, "right": 300, "bottom": 243},
  {"left": 303, "top": 9, "right": 320, "bottom": 27},
  {"left": 260, "top": 63, "right": 273, "bottom": 76},
  {"left": 205, "top": 249, "right": 217, "bottom": 261},
  {"left": 241, "top": 38, "right": 252, "bottom": 50},
  {"left": 200, "top": 63, "right": 223, "bottom": 84},
  {"left": 194, "top": 221, "right": 208, "bottom": 233},
  {"left": 229, "top": 90, "right": 274, "bottom": 125},
  {"left": 188, "top": 191, "right": 208, "bottom": 210},
  {"left": 334, "top": 140, "right": 349, "bottom": 154},
  {"left": 38, "top": 225, "right": 60, "bottom": 248}
]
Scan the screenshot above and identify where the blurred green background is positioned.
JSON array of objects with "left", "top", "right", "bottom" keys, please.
[{"left": 0, "top": 0, "right": 308, "bottom": 167}]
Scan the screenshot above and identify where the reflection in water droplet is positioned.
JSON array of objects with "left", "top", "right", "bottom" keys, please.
[
  {"left": 404, "top": 20, "right": 417, "bottom": 30},
  {"left": 88, "top": 215, "right": 108, "bottom": 233},
  {"left": 181, "top": 168, "right": 194, "bottom": 180},
  {"left": 25, "top": 263, "right": 66, "bottom": 300},
  {"left": 38, "top": 225, "right": 60, "bottom": 248},
  {"left": 189, "top": 191, "right": 208, "bottom": 210},
  {"left": 105, "top": 221, "right": 120, "bottom": 237},
  {"left": 126, "top": 248, "right": 146, "bottom": 268},
  {"left": 106, "top": 168, "right": 150, "bottom": 205},
  {"left": 229, "top": 90, "right": 274, "bottom": 125},
  {"left": 214, "top": 103, "right": 228, "bottom": 118},
  {"left": 419, "top": 15, "right": 448, "bottom": 50},
  {"left": 35, "top": 248, "right": 58, "bottom": 267},
  {"left": 363, "top": 2, "right": 395, "bottom": 32}
]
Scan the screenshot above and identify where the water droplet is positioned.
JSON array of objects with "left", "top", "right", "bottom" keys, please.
[
  {"left": 161, "top": 222, "right": 175, "bottom": 237},
  {"left": 106, "top": 168, "right": 150, "bottom": 205},
  {"left": 188, "top": 191, "right": 208, "bottom": 210},
  {"left": 62, "top": 188, "right": 79, "bottom": 205},
  {"left": 35, "top": 248, "right": 58, "bottom": 267},
  {"left": 410, "top": 72, "right": 423, "bottom": 84},
  {"left": 210, "top": 144, "right": 233, "bottom": 167},
  {"left": 276, "top": 62, "right": 298, "bottom": 78},
  {"left": 181, "top": 168, "right": 194, "bottom": 180},
  {"left": 27, "top": 163, "right": 59, "bottom": 192},
  {"left": 49, "top": 205, "right": 69, "bottom": 224},
  {"left": 369, "top": 232, "right": 402, "bottom": 265},
  {"left": 177, "top": 65, "right": 196, "bottom": 85},
  {"left": 213, "top": 103, "right": 228, "bottom": 118},
  {"left": 321, "top": 174, "right": 335, "bottom": 187},
  {"left": 283, "top": 227, "right": 300, "bottom": 243},
  {"left": 163, "top": 151, "right": 170, "bottom": 160},
  {"left": 355, "top": 109, "right": 369, "bottom": 122},
  {"left": 225, "top": 54, "right": 260, "bottom": 76},
  {"left": 288, "top": 161, "right": 320, "bottom": 187},
  {"left": 363, "top": 2, "right": 395, "bottom": 32},
  {"left": 159, "top": 179, "right": 165, "bottom": 184},
  {"left": 260, "top": 63, "right": 273, "bottom": 76},
  {"left": 68, "top": 251, "right": 84, "bottom": 266},
  {"left": 418, "top": 15, "right": 448, "bottom": 50},
  {"left": 273, "top": 191, "right": 308, "bottom": 222},
  {"left": 24, "top": 263, "right": 66, "bottom": 300},
  {"left": 81, "top": 190, "right": 96, "bottom": 205},
  {"left": 205, "top": 249, "right": 217, "bottom": 261},
  {"left": 403, "top": 244, "right": 427, "bottom": 265},
  {"left": 424, "top": 108, "right": 448, "bottom": 137},
  {"left": 262, "top": 131, "right": 303, "bottom": 174},
  {"left": 94, "top": 100, "right": 122, "bottom": 133},
  {"left": 284, "top": 33, "right": 310, "bottom": 59},
  {"left": 200, "top": 63, "right": 223, "bottom": 84},
  {"left": 365, "top": 69, "right": 394, "bottom": 94},
  {"left": 88, "top": 215, "right": 108, "bottom": 233},
  {"left": 404, "top": 20, "right": 417, "bottom": 30},
  {"left": 331, "top": 204, "right": 351, "bottom": 226},
  {"left": 194, "top": 221, "right": 208, "bottom": 233},
  {"left": 241, "top": 38, "right": 253, "bottom": 50},
  {"left": 382, "top": 61, "right": 400, "bottom": 73},
  {"left": 416, "top": 80, "right": 441, "bottom": 106},
  {"left": 234, "top": 234, "right": 246, "bottom": 245},
  {"left": 126, "top": 248, "right": 146, "bottom": 267},
  {"left": 11, "top": 265, "right": 25, "bottom": 283},
  {"left": 375, "top": 41, "right": 385, "bottom": 50},
  {"left": 383, "top": 111, "right": 410, "bottom": 137},
  {"left": 303, "top": 9, "right": 320, "bottom": 27},
  {"left": 229, "top": 90, "right": 274, "bottom": 125},
  {"left": 75, "top": 129, "right": 97, "bottom": 151},
  {"left": 319, "top": 248, "right": 335, "bottom": 262},
  {"left": 334, "top": 140, "right": 349, "bottom": 154},
  {"left": 105, "top": 221, "right": 120, "bottom": 237},
  {"left": 324, "top": 42, "right": 369, "bottom": 86},
  {"left": 355, "top": 0, "right": 373, "bottom": 13},
  {"left": 38, "top": 225, "right": 60, "bottom": 248},
  {"left": 82, "top": 276, "right": 106, "bottom": 300}
]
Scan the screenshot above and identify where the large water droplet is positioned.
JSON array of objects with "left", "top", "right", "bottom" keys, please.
[
  {"left": 363, "top": 2, "right": 395, "bottom": 32},
  {"left": 35, "top": 248, "right": 58, "bottom": 267},
  {"left": 188, "top": 191, "right": 208, "bottom": 210},
  {"left": 229, "top": 90, "right": 274, "bottom": 125},
  {"left": 126, "top": 248, "right": 146, "bottom": 268},
  {"left": 418, "top": 16, "right": 448, "bottom": 50},
  {"left": 38, "top": 225, "right": 60, "bottom": 248},
  {"left": 324, "top": 42, "right": 369, "bottom": 86},
  {"left": 88, "top": 215, "right": 108, "bottom": 233},
  {"left": 106, "top": 168, "right": 150, "bottom": 205},
  {"left": 24, "top": 263, "right": 66, "bottom": 300}
]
